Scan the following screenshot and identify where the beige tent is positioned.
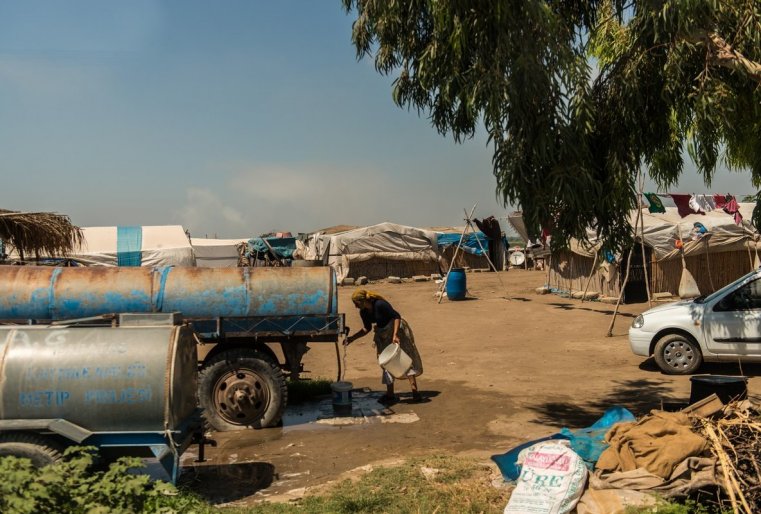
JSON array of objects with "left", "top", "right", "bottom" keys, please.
[
  {"left": 549, "top": 204, "right": 761, "bottom": 301},
  {"left": 305, "top": 222, "right": 440, "bottom": 281}
]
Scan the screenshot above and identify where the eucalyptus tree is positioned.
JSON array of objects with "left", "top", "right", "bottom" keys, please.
[{"left": 342, "top": 0, "right": 761, "bottom": 249}]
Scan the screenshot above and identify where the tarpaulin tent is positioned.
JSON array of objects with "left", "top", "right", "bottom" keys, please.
[
  {"left": 66, "top": 225, "right": 195, "bottom": 267},
  {"left": 434, "top": 227, "right": 509, "bottom": 270},
  {"left": 548, "top": 204, "right": 761, "bottom": 301},
  {"left": 191, "top": 238, "right": 246, "bottom": 268},
  {"left": 247, "top": 236, "right": 297, "bottom": 261},
  {"left": 305, "top": 222, "right": 440, "bottom": 281}
]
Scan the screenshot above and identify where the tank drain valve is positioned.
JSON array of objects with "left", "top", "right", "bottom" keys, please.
[{"left": 193, "top": 434, "right": 217, "bottom": 463}]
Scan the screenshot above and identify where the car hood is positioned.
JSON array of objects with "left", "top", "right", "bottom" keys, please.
[{"left": 641, "top": 300, "right": 695, "bottom": 316}]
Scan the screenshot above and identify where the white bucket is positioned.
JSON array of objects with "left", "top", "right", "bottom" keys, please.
[
  {"left": 378, "top": 344, "right": 413, "bottom": 379},
  {"left": 331, "top": 381, "right": 353, "bottom": 415}
]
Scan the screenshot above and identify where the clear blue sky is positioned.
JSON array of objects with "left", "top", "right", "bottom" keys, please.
[{"left": 0, "top": 1, "right": 754, "bottom": 237}]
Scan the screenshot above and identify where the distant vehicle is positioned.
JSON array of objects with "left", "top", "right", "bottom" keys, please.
[{"left": 629, "top": 269, "right": 761, "bottom": 374}]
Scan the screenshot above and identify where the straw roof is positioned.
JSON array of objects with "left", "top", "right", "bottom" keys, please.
[{"left": 0, "top": 209, "right": 83, "bottom": 258}]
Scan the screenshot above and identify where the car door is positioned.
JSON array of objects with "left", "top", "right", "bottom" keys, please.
[{"left": 704, "top": 278, "right": 761, "bottom": 356}]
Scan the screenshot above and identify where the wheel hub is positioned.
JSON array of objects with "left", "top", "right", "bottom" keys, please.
[
  {"left": 664, "top": 341, "right": 693, "bottom": 368},
  {"left": 213, "top": 369, "right": 269, "bottom": 425}
]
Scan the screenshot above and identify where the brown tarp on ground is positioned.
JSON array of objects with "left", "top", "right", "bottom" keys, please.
[
  {"left": 576, "top": 488, "right": 657, "bottom": 514},
  {"left": 592, "top": 410, "right": 718, "bottom": 497}
]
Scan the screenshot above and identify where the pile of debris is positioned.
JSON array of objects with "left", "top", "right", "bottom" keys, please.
[
  {"left": 698, "top": 400, "right": 761, "bottom": 513},
  {"left": 494, "top": 394, "right": 761, "bottom": 514}
]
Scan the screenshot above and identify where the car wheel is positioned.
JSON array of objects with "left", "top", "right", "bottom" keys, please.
[{"left": 653, "top": 334, "right": 703, "bottom": 375}]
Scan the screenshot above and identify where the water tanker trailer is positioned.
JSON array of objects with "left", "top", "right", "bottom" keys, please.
[
  {"left": 0, "top": 319, "right": 204, "bottom": 482},
  {"left": 0, "top": 265, "right": 345, "bottom": 431}
]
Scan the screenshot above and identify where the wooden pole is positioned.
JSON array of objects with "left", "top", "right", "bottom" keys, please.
[
  {"left": 580, "top": 250, "right": 599, "bottom": 304},
  {"left": 746, "top": 239, "right": 754, "bottom": 268},
  {"left": 438, "top": 204, "right": 477, "bottom": 304},
  {"left": 607, "top": 206, "right": 641, "bottom": 337},
  {"left": 704, "top": 236, "right": 715, "bottom": 292},
  {"left": 637, "top": 176, "right": 653, "bottom": 308}
]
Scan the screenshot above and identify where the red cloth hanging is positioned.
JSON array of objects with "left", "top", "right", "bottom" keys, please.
[
  {"left": 713, "top": 194, "right": 728, "bottom": 209},
  {"left": 722, "top": 195, "right": 743, "bottom": 225},
  {"left": 669, "top": 194, "right": 694, "bottom": 217}
]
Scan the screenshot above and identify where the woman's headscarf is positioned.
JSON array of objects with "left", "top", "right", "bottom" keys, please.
[{"left": 351, "top": 289, "right": 386, "bottom": 306}]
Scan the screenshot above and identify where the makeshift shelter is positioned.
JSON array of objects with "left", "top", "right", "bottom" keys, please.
[
  {"left": 548, "top": 204, "right": 761, "bottom": 302},
  {"left": 247, "top": 236, "right": 297, "bottom": 266},
  {"left": 191, "top": 238, "right": 246, "bottom": 268},
  {"left": 435, "top": 227, "right": 509, "bottom": 271},
  {"left": 0, "top": 209, "right": 82, "bottom": 261},
  {"left": 435, "top": 229, "right": 493, "bottom": 270},
  {"left": 306, "top": 222, "right": 440, "bottom": 281},
  {"left": 63, "top": 225, "right": 195, "bottom": 267}
]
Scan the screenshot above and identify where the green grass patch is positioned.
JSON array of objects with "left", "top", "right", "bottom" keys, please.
[
  {"left": 286, "top": 378, "right": 333, "bottom": 405},
  {"left": 0, "top": 446, "right": 730, "bottom": 514},
  {"left": 244, "top": 455, "right": 510, "bottom": 514}
]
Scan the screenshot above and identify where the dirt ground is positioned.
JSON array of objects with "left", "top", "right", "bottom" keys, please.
[{"left": 183, "top": 270, "right": 761, "bottom": 505}]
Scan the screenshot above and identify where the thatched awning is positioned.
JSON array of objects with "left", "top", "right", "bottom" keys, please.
[{"left": 0, "top": 210, "right": 83, "bottom": 258}]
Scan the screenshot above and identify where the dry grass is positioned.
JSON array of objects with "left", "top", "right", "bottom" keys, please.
[{"left": 0, "top": 210, "right": 82, "bottom": 259}]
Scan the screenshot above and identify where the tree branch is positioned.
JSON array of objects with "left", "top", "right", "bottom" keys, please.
[{"left": 706, "top": 32, "right": 761, "bottom": 84}]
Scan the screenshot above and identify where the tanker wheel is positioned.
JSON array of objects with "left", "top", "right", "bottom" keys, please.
[
  {"left": 199, "top": 349, "right": 287, "bottom": 431},
  {"left": 0, "top": 433, "right": 65, "bottom": 468}
]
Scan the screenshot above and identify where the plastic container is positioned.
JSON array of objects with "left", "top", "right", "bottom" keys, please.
[
  {"left": 378, "top": 344, "right": 413, "bottom": 378},
  {"left": 689, "top": 375, "right": 748, "bottom": 404},
  {"left": 446, "top": 268, "right": 467, "bottom": 300},
  {"left": 331, "top": 381, "right": 353, "bottom": 415}
]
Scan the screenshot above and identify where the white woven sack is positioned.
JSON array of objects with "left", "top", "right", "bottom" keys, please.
[{"left": 504, "top": 441, "right": 587, "bottom": 514}]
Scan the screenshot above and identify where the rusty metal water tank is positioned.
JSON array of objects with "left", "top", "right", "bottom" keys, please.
[
  {"left": 0, "top": 265, "right": 337, "bottom": 321},
  {"left": 0, "top": 324, "right": 197, "bottom": 433}
]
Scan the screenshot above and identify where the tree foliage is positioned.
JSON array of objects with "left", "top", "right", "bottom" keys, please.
[{"left": 342, "top": 0, "right": 761, "bottom": 249}]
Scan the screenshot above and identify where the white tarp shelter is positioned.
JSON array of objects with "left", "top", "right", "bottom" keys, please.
[
  {"left": 70, "top": 225, "right": 195, "bottom": 267},
  {"left": 191, "top": 238, "right": 246, "bottom": 268},
  {"left": 548, "top": 203, "right": 761, "bottom": 299},
  {"left": 306, "top": 222, "right": 439, "bottom": 281},
  {"left": 570, "top": 203, "right": 760, "bottom": 260}
]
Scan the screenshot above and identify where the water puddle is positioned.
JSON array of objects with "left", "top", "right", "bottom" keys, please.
[{"left": 282, "top": 387, "right": 419, "bottom": 432}]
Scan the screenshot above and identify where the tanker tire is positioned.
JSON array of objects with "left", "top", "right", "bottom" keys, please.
[
  {"left": 0, "top": 433, "right": 65, "bottom": 468},
  {"left": 199, "top": 349, "right": 287, "bottom": 432}
]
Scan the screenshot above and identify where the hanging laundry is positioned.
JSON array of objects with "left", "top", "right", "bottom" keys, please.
[
  {"left": 643, "top": 193, "right": 666, "bottom": 213},
  {"left": 693, "top": 194, "right": 716, "bottom": 212},
  {"left": 670, "top": 194, "right": 697, "bottom": 217},
  {"left": 722, "top": 195, "right": 743, "bottom": 225},
  {"left": 713, "top": 194, "right": 728, "bottom": 209},
  {"left": 540, "top": 226, "right": 551, "bottom": 246},
  {"left": 688, "top": 195, "right": 705, "bottom": 214},
  {"left": 690, "top": 222, "right": 708, "bottom": 240}
]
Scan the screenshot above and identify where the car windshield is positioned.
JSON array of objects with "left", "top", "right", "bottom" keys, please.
[{"left": 694, "top": 269, "right": 760, "bottom": 304}]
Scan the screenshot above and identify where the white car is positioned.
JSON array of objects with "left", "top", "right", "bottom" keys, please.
[{"left": 629, "top": 269, "right": 761, "bottom": 374}]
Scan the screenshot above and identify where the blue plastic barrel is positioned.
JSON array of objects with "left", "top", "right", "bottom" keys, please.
[{"left": 446, "top": 268, "right": 467, "bottom": 300}]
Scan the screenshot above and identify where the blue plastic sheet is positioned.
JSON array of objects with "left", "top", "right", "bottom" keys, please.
[
  {"left": 247, "top": 237, "right": 297, "bottom": 259},
  {"left": 559, "top": 406, "right": 636, "bottom": 467},
  {"left": 491, "top": 406, "right": 636, "bottom": 481},
  {"left": 116, "top": 226, "right": 142, "bottom": 267},
  {"left": 437, "top": 232, "right": 491, "bottom": 256}
]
